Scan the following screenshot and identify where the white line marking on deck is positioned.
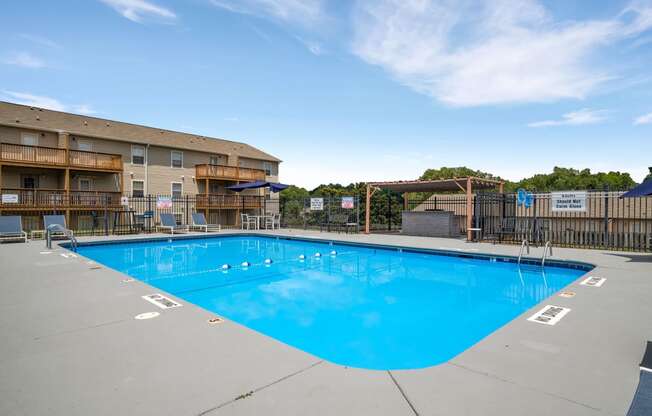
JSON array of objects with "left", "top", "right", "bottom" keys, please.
[{"left": 527, "top": 305, "right": 571, "bottom": 326}]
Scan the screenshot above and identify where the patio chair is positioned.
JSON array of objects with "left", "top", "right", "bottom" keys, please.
[
  {"left": 240, "top": 213, "right": 257, "bottom": 230},
  {"left": 0, "top": 216, "right": 28, "bottom": 243},
  {"left": 321, "top": 214, "right": 348, "bottom": 233},
  {"left": 262, "top": 214, "right": 274, "bottom": 230},
  {"left": 43, "top": 215, "right": 74, "bottom": 239},
  {"left": 627, "top": 341, "right": 652, "bottom": 416},
  {"left": 272, "top": 213, "right": 281, "bottom": 230},
  {"left": 488, "top": 217, "right": 517, "bottom": 243},
  {"left": 190, "top": 212, "right": 221, "bottom": 232},
  {"left": 157, "top": 213, "right": 187, "bottom": 234}
]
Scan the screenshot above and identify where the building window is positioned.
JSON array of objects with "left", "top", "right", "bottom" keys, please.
[
  {"left": 21, "top": 132, "right": 39, "bottom": 146},
  {"left": 171, "top": 182, "right": 183, "bottom": 198},
  {"left": 171, "top": 150, "right": 183, "bottom": 168},
  {"left": 263, "top": 162, "right": 273, "bottom": 176},
  {"left": 78, "top": 177, "right": 92, "bottom": 191},
  {"left": 131, "top": 145, "right": 145, "bottom": 165},
  {"left": 78, "top": 140, "right": 93, "bottom": 152},
  {"left": 132, "top": 180, "right": 144, "bottom": 197},
  {"left": 209, "top": 155, "right": 222, "bottom": 165},
  {"left": 21, "top": 175, "right": 38, "bottom": 189}
]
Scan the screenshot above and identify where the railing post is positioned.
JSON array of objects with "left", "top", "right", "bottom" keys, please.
[
  {"left": 603, "top": 185, "right": 609, "bottom": 248},
  {"left": 387, "top": 192, "right": 392, "bottom": 232},
  {"left": 185, "top": 194, "right": 189, "bottom": 225}
]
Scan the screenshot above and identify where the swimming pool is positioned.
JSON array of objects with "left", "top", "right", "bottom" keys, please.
[{"left": 76, "top": 235, "right": 591, "bottom": 370}]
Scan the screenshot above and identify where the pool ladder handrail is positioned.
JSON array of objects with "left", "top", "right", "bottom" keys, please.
[
  {"left": 517, "top": 239, "right": 529, "bottom": 265},
  {"left": 541, "top": 241, "right": 552, "bottom": 267},
  {"left": 45, "top": 226, "right": 78, "bottom": 251}
]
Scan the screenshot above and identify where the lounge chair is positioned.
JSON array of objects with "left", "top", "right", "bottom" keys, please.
[
  {"left": 157, "top": 213, "right": 187, "bottom": 234},
  {"left": 0, "top": 216, "right": 28, "bottom": 243},
  {"left": 627, "top": 341, "right": 652, "bottom": 416},
  {"left": 43, "top": 215, "right": 74, "bottom": 239},
  {"left": 190, "top": 213, "right": 221, "bottom": 232}
]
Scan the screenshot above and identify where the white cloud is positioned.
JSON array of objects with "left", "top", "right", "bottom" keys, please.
[
  {"left": 295, "top": 37, "right": 324, "bottom": 55},
  {"left": 210, "top": 0, "right": 324, "bottom": 26},
  {"left": 73, "top": 104, "right": 97, "bottom": 115},
  {"left": 2, "top": 91, "right": 96, "bottom": 115},
  {"left": 100, "top": 0, "right": 176, "bottom": 23},
  {"left": 3, "top": 52, "right": 46, "bottom": 69},
  {"left": 352, "top": 0, "right": 652, "bottom": 107},
  {"left": 528, "top": 108, "right": 608, "bottom": 127},
  {"left": 18, "top": 34, "right": 61, "bottom": 49},
  {"left": 634, "top": 112, "right": 652, "bottom": 125}
]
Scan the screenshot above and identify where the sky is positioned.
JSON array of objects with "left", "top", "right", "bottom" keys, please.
[{"left": 1, "top": 0, "right": 652, "bottom": 189}]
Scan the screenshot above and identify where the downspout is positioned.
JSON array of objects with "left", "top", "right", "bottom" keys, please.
[{"left": 145, "top": 144, "right": 150, "bottom": 195}]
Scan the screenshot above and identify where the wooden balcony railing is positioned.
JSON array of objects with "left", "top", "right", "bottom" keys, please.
[
  {"left": 69, "top": 150, "right": 122, "bottom": 171},
  {"left": 1, "top": 143, "right": 122, "bottom": 171},
  {"left": 1, "top": 143, "right": 67, "bottom": 166},
  {"left": 196, "top": 194, "right": 263, "bottom": 209},
  {"left": 0, "top": 188, "right": 122, "bottom": 208},
  {"left": 195, "top": 164, "right": 266, "bottom": 181}
]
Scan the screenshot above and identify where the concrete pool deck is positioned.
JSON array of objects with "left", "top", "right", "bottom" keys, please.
[{"left": 0, "top": 229, "right": 650, "bottom": 415}]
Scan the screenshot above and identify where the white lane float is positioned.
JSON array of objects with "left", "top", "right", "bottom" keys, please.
[
  {"left": 299, "top": 254, "right": 306, "bottom": 260},
  {"left": 264, "top": 258, "right": 273, "bottom": 265},
  {"left": 314, "top": 252, "right": 322, "bottom": 258},
  {"left": 330, "top": 250, "right": 337, "bottom": 256},
  {"left": 241, "top": 261, "right": 251, "bottom": 268},
  {"left": 221, "top": 264, "right": 231, "bottom": 270}
]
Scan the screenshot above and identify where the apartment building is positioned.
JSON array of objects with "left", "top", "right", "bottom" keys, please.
[{"left": 0, "top": 101, "right": 280, "bottom": 229}]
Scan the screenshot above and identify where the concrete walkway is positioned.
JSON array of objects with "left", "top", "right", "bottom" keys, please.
[{"left": 0, "top": 229, "right": 650, "bottom": 415}]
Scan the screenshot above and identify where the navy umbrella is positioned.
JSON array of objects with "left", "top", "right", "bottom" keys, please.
[
  {"left": 227, "top": 180, "right": 289, "bottom": 193},
  {"left": 620, "top": 180, "right": 652, "bottom": 198}
]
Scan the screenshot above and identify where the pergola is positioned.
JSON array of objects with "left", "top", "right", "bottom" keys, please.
[{"left": 365, "top": 177, "right": 505, "bottom": 240}]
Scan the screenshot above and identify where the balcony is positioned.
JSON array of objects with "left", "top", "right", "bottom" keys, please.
[
  {"left": 195, "top": 164, "right": 266, "bottom": 182},
  {"left": 0, "top": 188, "right": 122, "bottom": 209},
  {"left": 1, "top": 143, "right": 122, "bottom": 171},
  {"left": 196, "top": 194, "right": 263, "bottom": 209}
]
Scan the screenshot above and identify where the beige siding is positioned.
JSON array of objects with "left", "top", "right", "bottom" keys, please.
[
  {"left": 0, "top": 126, "right": 59, "bottom": 147},
  {"left": 2, "top": 126, "right": 280, "bottom": 197},
  {"left": 1, "top": 167, "right": 62, "bottom": 189}
]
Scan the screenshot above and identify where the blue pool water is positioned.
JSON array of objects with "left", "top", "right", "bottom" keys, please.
[{"left": 76, "top": 236, "right": 589, "bottom": 370}]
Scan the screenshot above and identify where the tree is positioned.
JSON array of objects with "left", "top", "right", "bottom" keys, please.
[
  {"left": 645, "top": 167, "right": 652, "bottom": 182},
  {"left": 419, "top": 167, "right": 503, "bottom": 182},
  {"left": 513, "top": 167, "right": 635, "bottom": 192}
]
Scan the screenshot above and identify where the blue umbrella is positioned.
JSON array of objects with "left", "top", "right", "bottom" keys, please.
[
  {"left": 620, "top": 180, "right": 652, "bottom": 198},
  {"left": 227, "top": 181, "right": 289, "bottom": 193}
]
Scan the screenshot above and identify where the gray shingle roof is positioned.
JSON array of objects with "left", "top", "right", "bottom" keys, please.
[{"left": 0, "top": 101, "right": 281, "bottom": 162}]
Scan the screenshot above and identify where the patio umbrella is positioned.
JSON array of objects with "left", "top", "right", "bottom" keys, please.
[
  {"left": 620, "top": 180, "right": 652, "bottom": 198},
  {"left": 227, "top": 180, "right": 289, "bottom": 193}
]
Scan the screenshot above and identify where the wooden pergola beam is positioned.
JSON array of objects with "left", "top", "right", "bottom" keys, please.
[
  {"left": 466, "top": 177, "right": 473, "bottom": 241},
  {"left": 364, "top": 177, "right": 505, "bottom": 238}
]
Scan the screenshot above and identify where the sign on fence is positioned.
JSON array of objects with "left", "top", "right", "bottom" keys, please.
[
  {"left": 310, "top": 198, "right": 324, "bottom": 211},
  {"left": 1, "top": 194, "right": 18, "bottom": 204},
  {"left": 156, "top": 196, "right": 172, "bottom": 209},
  {"left": 551, "top": 191, "right": 587, "bottom": 212},
  {"left": 341, "top": 196, "right": 354, "bottom": 209},
  {"left": 120, "top": 196, "right": 129, "bottom": 206}
]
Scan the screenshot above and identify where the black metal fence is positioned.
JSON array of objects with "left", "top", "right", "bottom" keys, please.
[
  {"left": 279, "top": 196, "right": 360, "bottom": 231},
  {"left": 0, "top": 194, "right": 361, "bottom": 236},
  {"left": 3, "top": 190, "right": 649, "bottom": 251},
  {"left": 370, "top": 191, "right": 652, "bottom": 252}
]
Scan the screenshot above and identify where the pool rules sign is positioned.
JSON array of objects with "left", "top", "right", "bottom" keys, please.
[
  {"left": 310, "top": 198, "right": 324, "bottom": 211},
  {"left": 551, "top": 191, "right": 587, "bottom": 212}
]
